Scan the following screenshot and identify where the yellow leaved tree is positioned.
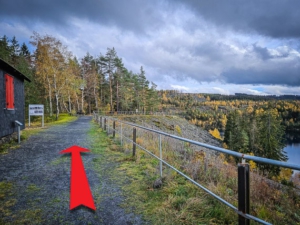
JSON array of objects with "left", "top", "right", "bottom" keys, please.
[{"left": 209, "top": 128, "right": 222, "bottom": 140}]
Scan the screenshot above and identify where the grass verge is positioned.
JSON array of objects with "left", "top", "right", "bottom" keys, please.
[
  {"left": 90, "top": 118, "right": 300, "bottom": 225},
  {"left": 0, "top": 113, "right": 78, "bottom": 154},
  {"left": 88, "top": 121, "right": 237, "bottom": 225}
]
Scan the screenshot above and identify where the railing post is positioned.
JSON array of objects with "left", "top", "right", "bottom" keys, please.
[
  {"left": 159, "top": 134, "right": 162, "bottom": 177},
  {"left": 133, "top": 127, "right": 136, "bottom": 156},
  {"left": 17, "top": 125, "right": 21, "bottom": 143},
  {"left": 121, "top": 123, "right": 123, "bottom": 146},
  {"left": 104, "top": 118, "right": 106, "bottom": 131},
  {"left": 113, "top": 121, "right": 115, "bottom": 138},
  {"left": 108, "top": 119, "right": 110, "bottom": 135},
  {"left": 238, "top": 163, "right": 250, "bottom": 225}
]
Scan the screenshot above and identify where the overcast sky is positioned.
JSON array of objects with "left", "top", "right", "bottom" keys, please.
[{"left": 1, "top": 0, "right": 300, "bottom": 95}]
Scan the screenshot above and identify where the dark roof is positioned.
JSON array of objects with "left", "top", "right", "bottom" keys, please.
[{"left": 0, "top": 58, "right": 31, "bottom": 82}]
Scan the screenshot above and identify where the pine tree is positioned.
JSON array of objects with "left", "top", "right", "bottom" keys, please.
[
  {"left": 104, "top": 48, "right": 117, "bottom": 112},
  {"left": 147, "top": 82, "right": 159, "bottom": 111},
  {"left": 224, "top": 110, "right": 239, "bottom": 150},
  {"left": 0, "top": 35, "right": 11, "bottom": 62},
  {"left": 113, "top": 57, "right": 124, "bottom": 112},
  {"left": 138, "top": 66, "right": 149, "bottom": 113},
  {"left": 224, "top": 110, "right": 249, "bottom": 162},
  {"left": 10, "top": 36, "right": 20, "bottom": 65},
  {"left": 20, "top": 43, "right": 30, "bottom": 57},
  {"left": 257, "top": 109, "right": 287, "bottom": 176}
]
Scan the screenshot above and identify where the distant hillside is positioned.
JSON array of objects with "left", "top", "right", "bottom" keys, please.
[
  {"left": 116, "top": 115, "right": 221, "bottom": 156},
  {"left": 159, "top": 90, "right": 300, "bottom": 101}
]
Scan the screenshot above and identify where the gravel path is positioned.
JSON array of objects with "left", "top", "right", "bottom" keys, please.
[{"left": 0, "top": 116, "right": 145, "bottom": 224}]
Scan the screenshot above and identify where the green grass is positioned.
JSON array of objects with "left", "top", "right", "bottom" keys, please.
[
  {"left": 48, "top": 113, "right": 78, "bottom": 125},
  {"left": 49, "top": 155, "right": 69, "bottom": 166},
  {"left": 16, "top": 209, "right": 45, "bottom": 224},
  {"left": 25, "top": 113, "right": 78, "bottom": 126},
  {"left": 26, "top": 184, "right": 41, "bottom": 193},
  {"left": 0, "top": 181, "right": 17, "bottom": 222},
  {"left": 0, "top": 113, "right": 78, "bottom": 155},
  {"left": 89, "top": 118, "right": 300, "bottom": 225},
  {"left": 0, "top": 141, "right": 18, "bottom": 154},
  {"left": 88, "top": 121, "right": 237, "bottom": 225},
  {"left": 0, "top": 181, "right": 46, "bottom": 224}
]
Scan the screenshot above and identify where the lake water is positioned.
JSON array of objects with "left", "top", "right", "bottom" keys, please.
[{"left": 284, "top": 132, "right": 300, "bottom": 175}]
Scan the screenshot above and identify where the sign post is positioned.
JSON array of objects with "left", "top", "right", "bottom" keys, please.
[{"left": 29, "top": 104, "right": 44, "bottom": 127}]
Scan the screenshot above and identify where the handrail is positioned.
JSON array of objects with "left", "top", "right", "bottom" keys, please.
[
  {"left": 98, "top": 110, "right": 183, "bottom": 116},
  {"left": 94, "top": 113, "right": 299, "bottom": 225}
]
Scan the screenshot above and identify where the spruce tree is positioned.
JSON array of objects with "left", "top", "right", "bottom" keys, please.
[
  {"left": 257, "top": 109, "right": 287, "bottom": 176},
  {"left": 0, "top": 35, "right": 11, "bottom": 62}
]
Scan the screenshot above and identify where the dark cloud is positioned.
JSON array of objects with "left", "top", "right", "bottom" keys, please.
[
  {"left": 252, "top": 44, "right": 290, "bottom": 61},
  {"left": 5, "top": 0, "right": 300, "bottom": 40},
  {"left": 0, "top": 0, "right": 164, "bottom": 33},
  {"left": 221, "top": 65, "right": 300, "bottom": 86},
  {"left": 173, "top": 0, "right": 300, "bottom": 39},
  {"left": 252, "top": 44, "right": 272, "bottom": 61},
  {"left": 1, "top": 0, "right": 299, "bottom": 90}
]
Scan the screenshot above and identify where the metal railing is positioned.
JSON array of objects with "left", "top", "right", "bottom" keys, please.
[
  {"left": 98, "top": 110, "right": 183, "bottom": 116},
  {"left": 93, "top": 113, "right": 300, "bottom": 225}
]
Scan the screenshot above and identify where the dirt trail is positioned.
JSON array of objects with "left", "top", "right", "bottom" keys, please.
[{"left": 0, "top": 116, "right": 145, "bottom": 224}]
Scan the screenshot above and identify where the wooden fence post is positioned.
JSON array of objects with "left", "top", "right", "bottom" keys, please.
[
  {"left": 133, "top": 128, "right": 136, "bottom": 156},
  {"left": 113, "top": 121, "right": 115, "bottom": 138}
]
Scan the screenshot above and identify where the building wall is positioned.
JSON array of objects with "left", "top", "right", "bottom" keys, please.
[{"left": 0, "top": 68, "right": 25, "bottom": 138}]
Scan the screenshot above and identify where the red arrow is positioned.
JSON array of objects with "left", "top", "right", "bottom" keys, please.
[{"left": 60, "top": 145, "right": 96, "bottom": 210}]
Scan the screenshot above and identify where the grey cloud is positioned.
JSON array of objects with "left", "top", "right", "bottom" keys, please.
[
  {"left": 252, "top": 44, "right": 272, "bottom": 61},
  {"left": 191, "top": 41, "right": 237, "bottom": 62},
  {"left": 220, "top": 66, "right": 300, "bottom": 86},
  {"left": 0, "top": 0, "right": 163, "bottom": 33},
  {"left": 2, "top": 0, "right": 299, "bottom": 89},
  {"left": 172, "top": 0, "right": 300, "bottom": 39},
  {"left": 252, "top": 44, "right": 291, "bottom": 61},
  {"left": 125, "top": 30, "right": 300, "bottom": 86}
]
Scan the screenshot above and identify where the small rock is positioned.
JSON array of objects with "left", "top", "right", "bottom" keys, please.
[{"left": 153, "top": 178, "right": 162, "bottom": 189}]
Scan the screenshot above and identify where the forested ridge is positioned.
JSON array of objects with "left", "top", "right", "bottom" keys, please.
[
  {"left": 160, "top": 90, "right": 300, "bottom": 132},
  {"left": 0, "top": 34, "right": 160, "bottom": 120},
  {"left": 160, "top": 90, "right": 300, "bottom": 178}
]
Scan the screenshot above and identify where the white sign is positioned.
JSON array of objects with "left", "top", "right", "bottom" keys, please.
[
  {"left": 29, "top": 104, "right": 44, "bottom": 116},
  {"left": 29, "top": 104, "right": 44, "bottom": 127}
]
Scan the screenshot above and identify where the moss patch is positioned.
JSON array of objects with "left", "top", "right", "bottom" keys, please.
[
  {"left": 0, "top": 181, "right": 17, "bottom": 222},
  {"left": 49, "top": 156, "right": 69, "bottom": 166},
  {"left": 26, "top": 184, "right": 41, "bottom": 193}
]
